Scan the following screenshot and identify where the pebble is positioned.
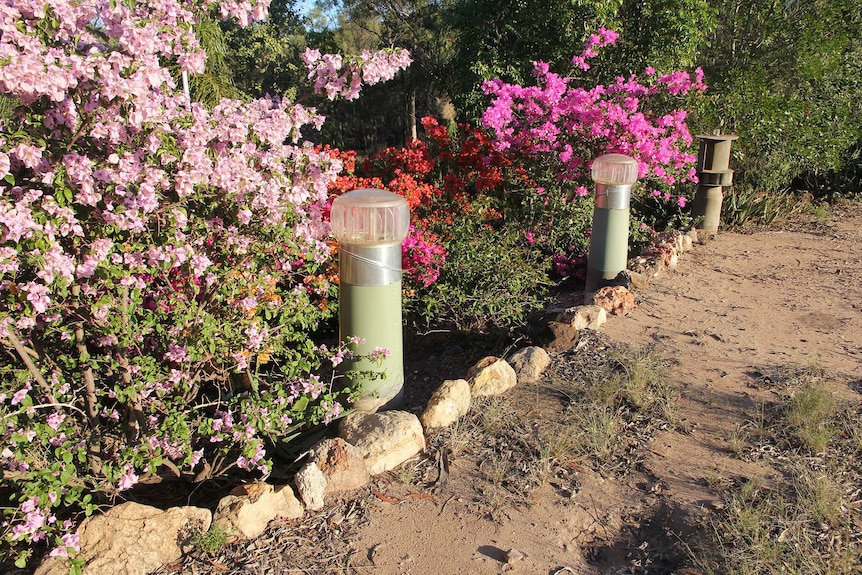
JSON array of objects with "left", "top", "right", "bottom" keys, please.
[{"left": 504, "top": 548, "right": 526, "bottom": 563}]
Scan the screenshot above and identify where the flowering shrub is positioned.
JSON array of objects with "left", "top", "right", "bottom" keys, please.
[
  {"left": 0, "top": 0, "right": 409, "bottom": 568},
  {"left": 473, "top": 28, "right": 707, "bottom": 280},
  {"left": 401, "top": 225, "right": 446, "bottom": 289},
  {"left": 325, "top": 30, "right": 704, "bottom": 329},
  {"left": 481, "top": 27, "right": 705, "bottom": 201}
]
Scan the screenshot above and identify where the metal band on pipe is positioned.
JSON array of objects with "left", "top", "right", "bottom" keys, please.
[
  {"left": 595, "top": 183, "right": 632, "bottom": 210},
  {"left": 339, "top": 244, "right": 403, "bottom": 286}
]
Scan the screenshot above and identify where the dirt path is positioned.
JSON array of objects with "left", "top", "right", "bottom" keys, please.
[{"left": 352, "top": 206, "right": 862, "bottom": 575}]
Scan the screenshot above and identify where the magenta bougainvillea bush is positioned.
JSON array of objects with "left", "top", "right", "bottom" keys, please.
[
  {"left": 0, "top": 0, "right": 409, "bottom": 568},
  {"left": 481, "top": 27, "right": 706, "bottom": 197}
]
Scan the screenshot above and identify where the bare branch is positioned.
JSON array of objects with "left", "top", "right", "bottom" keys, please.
[{"left": 3, "top": 330, "right": 57, "bottom": 405}]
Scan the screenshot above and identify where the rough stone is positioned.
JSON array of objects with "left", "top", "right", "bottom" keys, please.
[
  {"left": 507, "top": 346, "right": 551, "bottom": 384},
  {"left": 628, "top": 270, "right": 651, "bottom": 290},
  {"left": 556, "top": 305, "right": 607, "bottom": 331},
  {"left": 504, "top": 548, "right": 526, "bottom": 563},
  {"left": 643, "top": 242, "right": 677, "bottom": 269},
  {"left": 593, "top": 285, "right": 637, "bottom": 316},
  {"left": 629, "top": 255, "right": 662, "bottom": 279},
  {"left": 35, "top": 502, "right": 210, "bottom": 575},
  {"left": 213, "top": 482, "right": 303, "bottom": 540},
  {"left": 467, "top": 356, "right": 518, "bottom": 397},
  {"left": 310, "top": 437, "right": 371, "bottom": 494},
  {"left": 294, "top": 462, "right": 328, "bottom": 511},
  {"left": 420, "top": 378, "right": 471, "bottom": 428},
  {"left": 546, "top": 321, "right": 580, "bottom": 353},
  {"left": 681, "top": 233, "right": 694, "bottom": 253},
  {"left": 656, "top": 230, "right": 688, "bottom": 255},
  {"left": 338, "top": 411, "right": 426, "bottom": 475}
]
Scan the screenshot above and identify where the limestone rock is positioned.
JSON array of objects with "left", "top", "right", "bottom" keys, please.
[
  {"left": 35, "top": 502, "right": 210, "bottom": 575},
  {"left": 420, "top": 379, "right": 471, "bottom": 428},
  {"left": 213, "top": 482, "right": 303, "bottom": 540},
  {"left": 467, "top": 356, "right": 518, "bottom": 397},
  {"left": 295, "top": 462, "right": 328, "bottom": 511},
  {"left": 338, "top": 411, "right": 426, "bottom": 475},
  {"left": 556, "top": 305, "right": 607, "bottom": 331},
  {"left": 311, "top": 437, "right": 371, "bottom": 494},
  {"left": 593, "top": 285, "right": 637, "bottom": 316},
  {"left": 507, "top": 346, "right": 551, "bottom": 384}
]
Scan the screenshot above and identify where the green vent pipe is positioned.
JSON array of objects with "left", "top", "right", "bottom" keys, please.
[
  {"left": 586, "top": 154, "right": 639, "bottom": 292},
  {"left": 330, "top": 189, "right": 410, "bottom": 413}
]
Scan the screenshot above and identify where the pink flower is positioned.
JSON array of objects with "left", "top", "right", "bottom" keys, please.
[
  {"left": 164, "top": 343, "right": 190, "bottom": 363},
  {"left": 233, "top": 351, "right": 249, "bottom": 370},
  {"left": 117, "top": 466, "right": 139, "bottom": 491},
  {"left": 11, "top": 382, "right": 31, "bottom": 405},
  {"left": 0, "top": 152, "right": 10, "bottom": 178},
  {"left": 46, "top": 412, "right": 66, "bottom": 431},
  {"left": 330, "top": 348, "right": 346, "bottom": 367},
  {"left": 368, "top": 347, "right": 390, "bottom": 361},
  {"left": 24, "top": 281, "right": 51, "bottom": 313},
  {"left": 49, "top": 532, "right": 81, "bottom": 559},
  {"left": 677, "top": 196, "right": 687, "bottom": 208},
  {"left": 190, "top": 253, "right": 212, "bottom": 277},
  {"left": 12, "top": 143, "right": 44, "bottom": 169}
]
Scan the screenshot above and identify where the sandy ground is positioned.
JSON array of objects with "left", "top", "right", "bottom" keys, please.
[{"left": 351, "top": 205, "right": 862, "bottom": 575}]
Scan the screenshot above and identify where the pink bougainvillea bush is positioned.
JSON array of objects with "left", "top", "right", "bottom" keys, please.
[
  {"left": 481, "top": 27, "right": 706, "bottom": 191},
  {"left": 0, "top": 0, "right": 409, "bottom": 568},
  {"left": 479, "top": 28, "right": 706, "bottom": 279}
]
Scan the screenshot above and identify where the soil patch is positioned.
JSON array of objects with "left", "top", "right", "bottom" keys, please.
[{"left": 349, "top": 204, "right": 862, "bottom": 575}]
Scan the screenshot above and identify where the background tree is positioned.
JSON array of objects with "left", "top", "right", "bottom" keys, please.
[
  {"left": 444, "top": 0, "right": 714, "bottom": 122},
  {"left": 447, "top": 0, "right": 618, "bottom": 121},
  {"left": 693, "top": 0, "right": 862, "bottom": 197},
  {"left": 220, "top": 0, "right": 310, "bottom": 100},
  {"left": 308, "top": 0, "right": 456, "bottom": 153}
]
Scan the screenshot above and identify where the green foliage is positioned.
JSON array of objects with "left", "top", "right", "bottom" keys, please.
[
  {"left": 611, "top": 0, "right": 715, "bottom": 76},
  {"left": 0, "top": 95, "right": 14, "bottom": 123},
  {"left": 695, "top": 369, "right": 862, "bottom": 575},
  {"left": 220, "top": 0, "right": 308, "bottom": 100},
  {"left": 447, "top": 0, "right": 714, "bottom": 121},
  {"left": 719, "top": 186, "right": 808, "bottom": 228},
  {"left": 191, "top": 522, "right": 233, "bottom": 555},
  {"left": 542, "top": 344, "right": 680, "bottom": 466},
  {"left": 415, "top": 211, "right": 552, "bottom": 332},
  {"left": 307, "top": 0, "right": 457, "bottom": 152},
  {"left": 694, "top": 0, "right": 862, "bottom": 196},
  {"left": 784, "top": 385, "right": 838, "bottom": 454},
  {"left": 448, "top": 0, "right": 617, "bottom": 120}
]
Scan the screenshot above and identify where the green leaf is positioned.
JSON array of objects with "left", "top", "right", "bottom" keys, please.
[{"left": 292, "top": 395, "right": 309, "bottom": 413}]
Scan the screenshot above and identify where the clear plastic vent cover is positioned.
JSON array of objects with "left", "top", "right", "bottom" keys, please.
[
  {"left": 591, "top": 153, "right": 639, "bottom": 185},
  {"left": 330, "top": 189, "right": 410, "bottom": 245}
]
